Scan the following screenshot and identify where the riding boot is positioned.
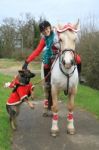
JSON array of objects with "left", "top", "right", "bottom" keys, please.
[
  {"left": 77, "top": 63, "right": 81, "bottom": 75},
  {"left": 44, "top": 67, "right": 51, "bottom": 83},
  {"left": 77, "top": 63, "right": 86, "bottom": 83},
  {"left": 44, "top": 67, "right": 52, "bottom": 110}
]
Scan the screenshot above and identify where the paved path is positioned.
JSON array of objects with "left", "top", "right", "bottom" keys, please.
[{"left": 12, "top": 101, "right": 99, "bottom": 150}]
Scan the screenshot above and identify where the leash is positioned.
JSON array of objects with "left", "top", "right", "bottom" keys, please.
[{"left": 33, "top": 54, "right": 60, "bottom": 86}]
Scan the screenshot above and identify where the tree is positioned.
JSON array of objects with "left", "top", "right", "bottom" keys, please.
[
  {"left": 0, "top": 17, "right": 17, "bottom": 57},
  {"left": 77, "top": 18, "right": 99, "bottom": 89}
]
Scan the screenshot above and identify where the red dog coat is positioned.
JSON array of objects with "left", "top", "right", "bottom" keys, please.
[{"left": 6, "top": 76, "right": 34, "bottom": 105}]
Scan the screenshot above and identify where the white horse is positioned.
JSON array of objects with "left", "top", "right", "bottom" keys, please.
[{"left": 50, "top": 20, "right": 80, "bottom": 136}]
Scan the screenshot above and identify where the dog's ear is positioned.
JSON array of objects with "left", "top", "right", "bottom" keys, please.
[{"left": 26, "top": 70, "right": 36, "bottom": 78}]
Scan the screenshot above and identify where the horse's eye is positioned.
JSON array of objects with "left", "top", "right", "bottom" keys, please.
[{"left": 62, "top": 59, "right": 65, "bottom": 65}]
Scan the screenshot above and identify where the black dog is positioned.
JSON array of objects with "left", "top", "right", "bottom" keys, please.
[{"left": 5, "top": 69, "right": 35, "bottom": 130}]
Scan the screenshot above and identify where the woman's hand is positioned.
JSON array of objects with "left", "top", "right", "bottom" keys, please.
[{"left": 22, "top": 61, "right": 28, "bottom": 70}]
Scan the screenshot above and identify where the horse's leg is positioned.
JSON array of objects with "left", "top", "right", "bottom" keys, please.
[
  {"left": 66, "top": 86, "right": 77, "bottom": 135},
  {"left": 42, "top": 81, "right": 53, "bottom": 116},
  {"left": 41, "top": 63, "right": 49, "bottom": 115},
  {"left": 51, "top": 85, "right": 59, "bottom": 136},
  {"left": 41, "top": 63, "right": 52, "bottom": 116},
  {"left": 44, "top": 66, "right": 52, "bottom": 111}
]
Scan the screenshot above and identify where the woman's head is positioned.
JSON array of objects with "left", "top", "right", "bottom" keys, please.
[{"left": 39, "top": 20, "right": 51, "bottom": 36}]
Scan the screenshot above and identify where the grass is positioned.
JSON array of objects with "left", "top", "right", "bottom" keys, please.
[
  {"left": 32, "top": 74, "right": 44, "bottom": 99},
  {"left": 0, "top": 58, "right": 21, "bottom": 68},
  {"left": 0, "top": 58, "right": 41, "bottom": 70},
  {"left": 59, "top": 84, "right": 99, "bottom": 119},
  {"left": 0, "top": 74, "right": 12, "bottom": 150},
  {"left": 75, "top": 85, "right": 99, "bottom": 118}
]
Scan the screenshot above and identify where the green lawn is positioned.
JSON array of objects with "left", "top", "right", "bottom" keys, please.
[
  {"left": 0, "top": 74, "right": 12, "bottom": 150},
  {"left": 0, "top": 58, "right": 41, "bottom": 70},
  {"left": 76, "top": 85, "right": 99, "bottom": 118}
]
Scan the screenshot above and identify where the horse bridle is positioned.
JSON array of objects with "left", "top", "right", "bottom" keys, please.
[
  {"left": 59, "top": 49, "right": 76, "bottom": 77},
  {"left": 59, "top": 49, "right": 77, "bottom": 95}
]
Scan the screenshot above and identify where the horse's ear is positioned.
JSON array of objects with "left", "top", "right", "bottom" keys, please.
[{"left": 75, "top": 19, "right": 80, "bottom": 30}]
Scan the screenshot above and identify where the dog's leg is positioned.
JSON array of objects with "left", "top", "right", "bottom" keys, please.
[
  {"left": 10, "top": 117, "right": 17, "bottom": 130},
  {"left": 23, "top": 98, "right": 34, "bottom": 109},
  {"left": 6, "top": 105, "right": 17, "bottom": 130}
]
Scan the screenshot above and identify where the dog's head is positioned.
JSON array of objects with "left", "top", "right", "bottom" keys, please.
[{"left": 18, "top": 69, "right": 35, "bottom": 85}]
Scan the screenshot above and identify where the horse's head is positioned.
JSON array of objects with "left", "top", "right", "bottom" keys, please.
[
  {"left": 56, "top": 20, "right": 80, "bottom": 70},
  {"left": 60, "top": 50, "right": 76, "bottom": 69},
  {"left": 57, "top": 19, "right": 80, "bottom": 51}
]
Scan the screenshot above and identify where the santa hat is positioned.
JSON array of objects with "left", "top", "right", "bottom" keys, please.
[{"left": 57, "top": 23, "right": 80, "bottom": 33}]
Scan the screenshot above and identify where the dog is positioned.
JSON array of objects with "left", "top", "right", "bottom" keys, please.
[{"left": 5, "top": 69, "right": 35, "bottom": 130}]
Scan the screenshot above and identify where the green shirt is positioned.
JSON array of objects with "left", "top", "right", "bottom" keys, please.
[{"left": 42, "top": 31, "right": 54, "bottom": 64}]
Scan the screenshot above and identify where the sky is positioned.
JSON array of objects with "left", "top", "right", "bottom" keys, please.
[{"left": 0, "top": 0, "right": 99, "bottom": 26}]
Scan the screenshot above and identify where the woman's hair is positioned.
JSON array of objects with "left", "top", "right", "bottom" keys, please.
[{"left": 39, "top": 20, "right": 51, "bottom": 32}]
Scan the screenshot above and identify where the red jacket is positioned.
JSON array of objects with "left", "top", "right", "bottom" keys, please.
[
  {"left": 6, "top": 77, "right": 34, "bottom": 105},
  {"left": 76, "top": 54, "right": 81, "bottom": 64},
  {"left": 26, "top": 38, "right": 45, "bottom": 63}
]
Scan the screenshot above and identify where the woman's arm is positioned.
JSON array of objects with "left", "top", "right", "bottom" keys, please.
[
  {"left": 22, "top": 38, "right": 45, "bottom": 69},
  {"left": 26, "top": 38, "right": 45, "bottom": 63}
]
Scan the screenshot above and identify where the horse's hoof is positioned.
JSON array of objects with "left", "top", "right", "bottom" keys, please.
[
  {"left": 67, "top": 128, "right": 75, "bottom": 135},
  {"left": 51, "top": 129, "right": 59, "bottom": 137}
]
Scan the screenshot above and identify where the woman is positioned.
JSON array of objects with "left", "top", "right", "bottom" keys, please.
[{"left": 22, "top": 21, "right": 59, "bottom": 82}]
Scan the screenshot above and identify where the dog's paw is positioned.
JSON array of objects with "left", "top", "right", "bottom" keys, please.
[
  {"left": 29, "top": 103, "right": 35, "bottom": 109},
  {"left": 31, "top": 104, "right": 35, "bottom": 109},
  {"left": 4, "top": 82, "right": 11, "bottom": 88}
]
